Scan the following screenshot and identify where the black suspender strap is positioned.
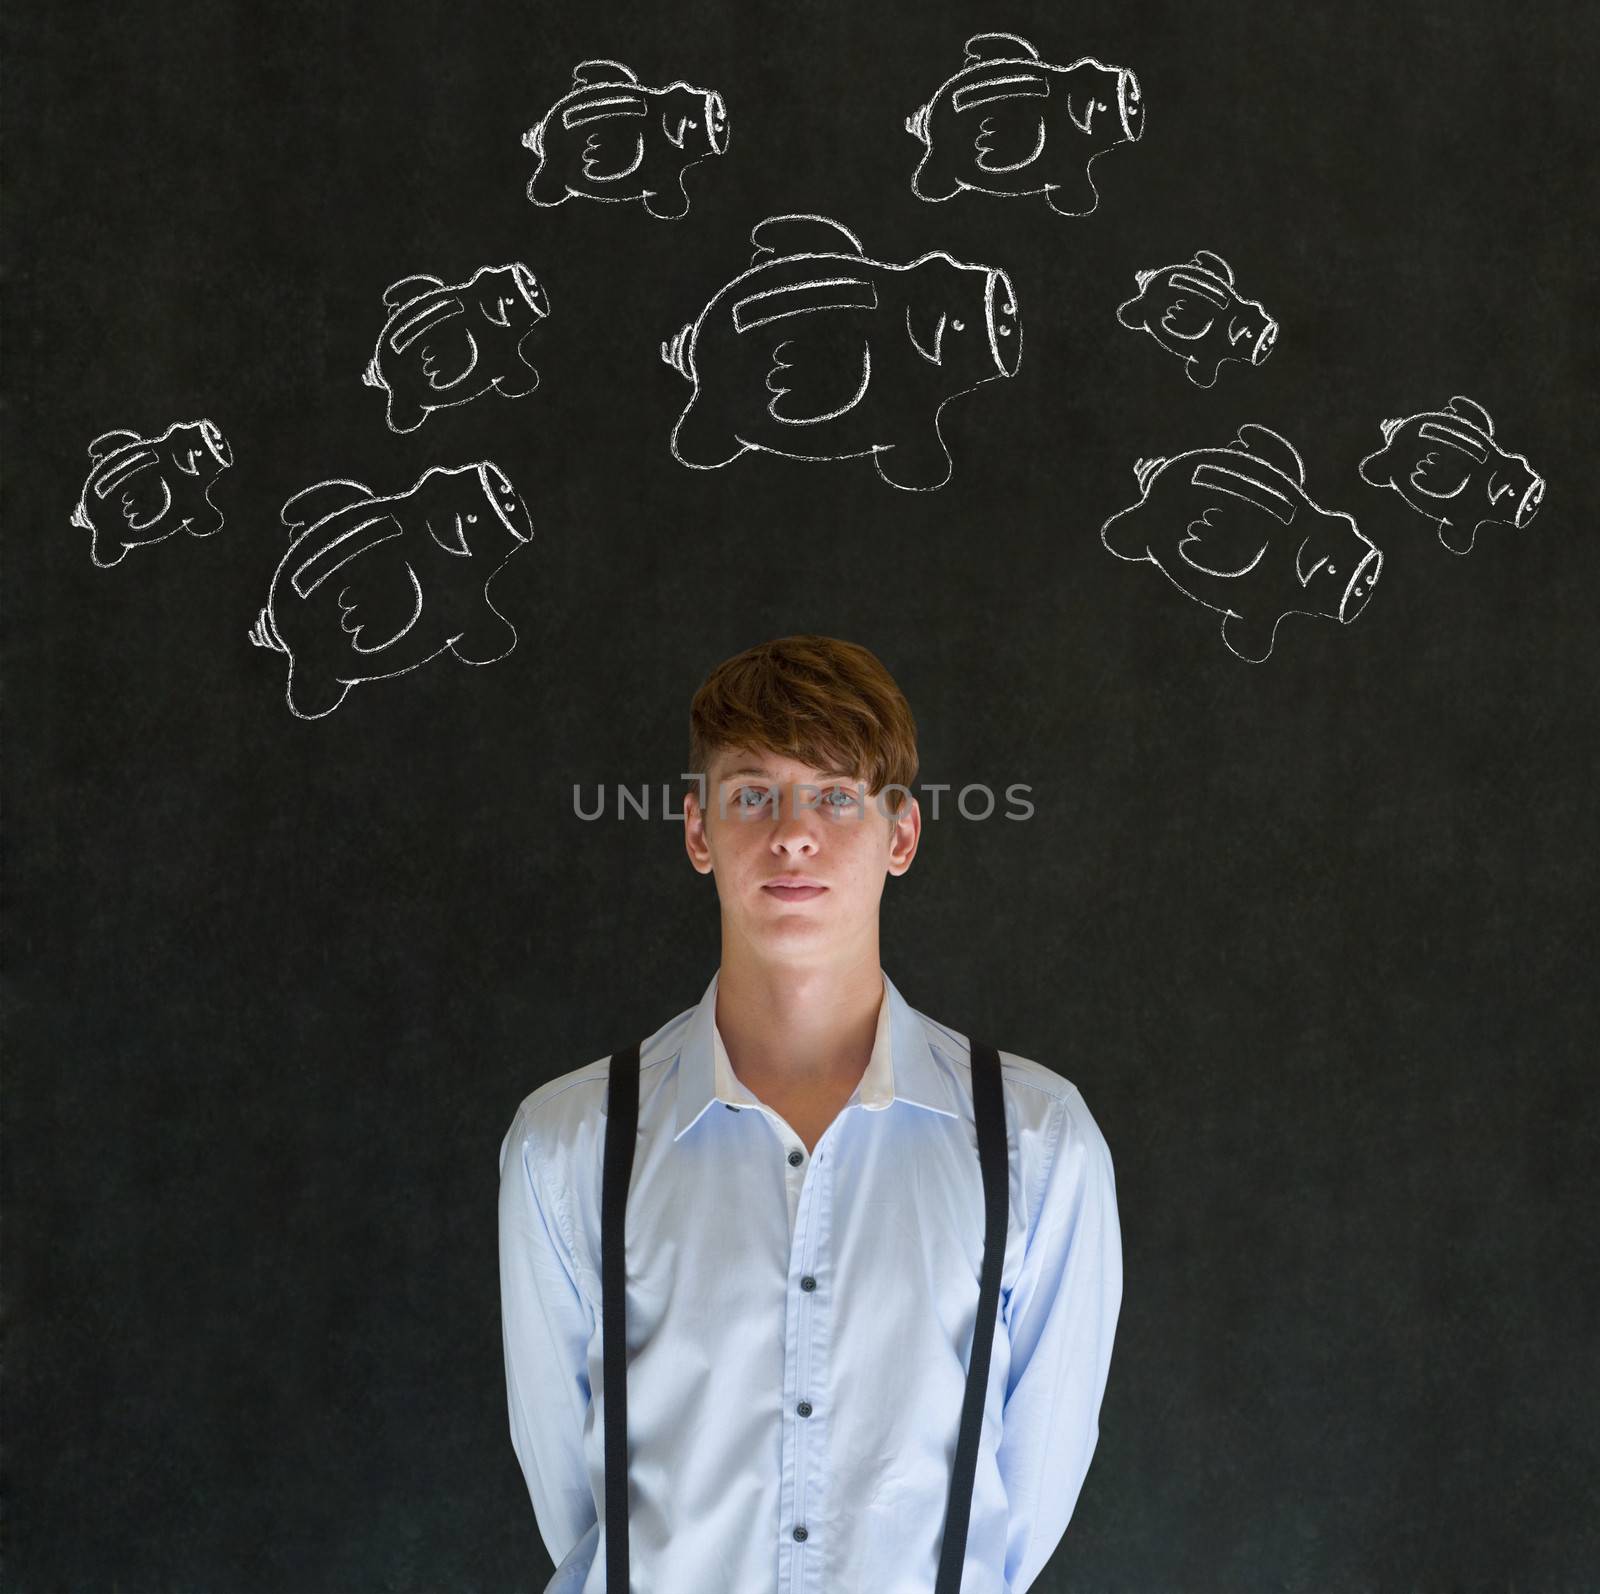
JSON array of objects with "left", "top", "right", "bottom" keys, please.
[
  {"left": 601, "top": 1033, "right": 1009, "bottom": 1593},
  {"left": 934, "top": 1036, "right": 1007, "bottom": 1594},
  {"left": 601, "top": 1039, "right": 641, "bottom": 1594}
]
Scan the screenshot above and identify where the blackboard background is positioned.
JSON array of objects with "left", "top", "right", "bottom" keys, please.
[{"left": 5, "top": 0, "right": 1597, "bottom": 1589}]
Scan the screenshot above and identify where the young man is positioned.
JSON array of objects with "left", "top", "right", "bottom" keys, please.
[{"left": 498, "top": 635, "right": 1122, "bottom": 1593}]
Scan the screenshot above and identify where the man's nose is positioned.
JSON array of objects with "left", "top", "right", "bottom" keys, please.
[{"left": 770, "top": 790, "right": 820, "bottom": 844}]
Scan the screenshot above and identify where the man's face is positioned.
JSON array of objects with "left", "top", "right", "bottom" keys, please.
[{"left": 684, "top": 746, "right": 920, "bottom": 961}]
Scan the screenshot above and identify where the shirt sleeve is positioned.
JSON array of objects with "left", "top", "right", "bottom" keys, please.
[
  {"left": 996, "top": 1088, "right": 1124, "bottom": 1592},
  {"left": 498, "top": 1104, "right": 599, "bottom": 1573}
]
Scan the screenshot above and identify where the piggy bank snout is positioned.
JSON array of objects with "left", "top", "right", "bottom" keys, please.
[
  {"left": 706, "top": 92, "right": 729, "bottom": 154},
  {"left": 1118, "top": 69, "right": 1144, "bottom": 140},
  {"left": 1339, "top": 544, "right": 1382, "bottom": 622},
  {"left": 1516, "top": 473, "right": 1544, "bottom": 527},
  {"left": 201, "top": 420, "right": 233, "bottom": 468},
  {"left": 986, "top": 268, "right": 1021, "bottom": 377},
  {"left": 512, "top": 263, "right": 548, "bottom": 316}
]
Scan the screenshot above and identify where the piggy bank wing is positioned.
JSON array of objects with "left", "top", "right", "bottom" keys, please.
[
  {"left": 971, "top": 102, "right": 1049, "bottom": 174},
  {"left": 1175, "top": 499, "right": 1273, "bottom": 580},
  {"left": 1406, "top": 430, "right": 1478, "bottom": 501},
  {"left": 385, "top": 297, "right": 480, "bottom": 392},
  {"left": 417, "top": 324, "right": 481, "bottom": 392},
  {"left": 764, "top": 330, "right": 873, "bottom": 425},
  {"left": 323, "top": 542, "right": 427, "bottom": 655},
  {"left": 578, "top": 119, "right": 647, "bottom": 182},
  {"left": 1158, "top": 271, "right": 1229, "bottom": 340},
  {"left": 103, "top": 452, "right": 174, "bottom": 532}
]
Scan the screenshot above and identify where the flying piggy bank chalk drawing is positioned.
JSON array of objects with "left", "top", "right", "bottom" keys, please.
[
  {"left": 70, "top": 419, "right": 233, "bottom": 568},
  {"left": 1116, "top": 251, "right": 1278, "bottom": 387},
  {"left": 248, "top": 463, "right": 533, "bottom": 719},
  {"left": 905, "top": 32, "right": 1144, "bottom": 216},
  {"left": 1356, "top": 395, "right": 1545, "bottom": 556},
  {"left": 661, "top": 213, "right": 1021, "bottom": 491},
  {"left": 524, "top": 59, "right": 728, "bottom": 219},
  {"left": 362, "top": 263, "right": 550, "bottom": 433},
  {"left": 1101, "top": 424, "right": 1383, "bottom": 662}
]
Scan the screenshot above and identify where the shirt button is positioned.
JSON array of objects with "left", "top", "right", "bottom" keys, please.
[
  {"left": 787, "top": 1149, "right": 803, "bottom": 1166},
  {"left": 800, "top": 1275, "right": 816, "bottom": 1291},
  {"left": 793, "top": 1526, "right": 808, "bottom": 1542},
  {"left": 796, "top": 1400, "right": 813, "bottom": 1418}
]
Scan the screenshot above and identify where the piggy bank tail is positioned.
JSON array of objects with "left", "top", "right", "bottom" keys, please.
[
  {"left": 905, "top": 103, "right": 929, "bottom": 141},
  {"left": 1133, "top": 456, "right": 1167, "bottom": 495},
  {"left": 248, "top": 605, "right": 288, "bottom": 655},
  {"left": 660, "top": 322, "right": 695, "bottom": 382},
  {"left": 361, "top": 353, "right": 382, "bottom": 388}
]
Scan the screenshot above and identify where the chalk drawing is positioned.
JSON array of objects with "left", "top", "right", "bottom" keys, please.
[
  {"left": 1101, "top": 423, "right": 1382, "bottom": 661},
  {"left": 363, "top": 264, "right": 550, "bottom": 433},
  {"left": 524, "top": 59, "right": 728, "bottom": 219},
  {"left": 70, "top": 420, "right": 232, "bottom": 568},
  {"left": 1116, "top": 251, "right": 1278, "bottom": 386},
  {"left": 1357, "top": 396, "right": 1544, "bottom": 555},
  {"left": 661, "top": 213, "right": 1020, "bottom": 491},
  {"left": 906, "top": 33, "right": 1143, "bottom": 216},
  {"left": 249, "top": 463, "right": 533, "bottom": 718}
]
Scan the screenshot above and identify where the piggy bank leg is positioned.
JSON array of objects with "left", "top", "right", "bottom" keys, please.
[
  {"left": 386, "top": 393, "right": 431, "bottom": 433},
  {"left": 494, "top": 364, "right": 540, "bottom": 400},
  {"left": 1220, "top": 608, "right": 1284, "bottom": 663},
  {"left": 527, "top": 161, "right": 572, "bottom": 207},
  {"left": 1437, "top": 518, "right": 1479, "bottom": 556},
  {"left": 1043, "top": 172, "right": 1099, "bottom": 217},
  {"left": 285, "top": 665, "right": 355, "bottom": 719},
  {"left": 642, "top": 170, "right": 692, "bottom": 219},
  {"left": 670, "top": 399, "right": 748, "bottom": 470},
  {"left": 1183, "top": 355, "right": 1222, "bottom": 388},
  {"left": 1355, "top": 447, "right": 1394, "bottom": 490},
  {"left": 872, "top": 425, "right": 955, "bottom": 492},
  {"left": 910, "top": 148, "right": 962, "bottom": 202},
  {"left": 450, "top": 599, "right": 519, "bottom": 666},
  {"left": 89, "top": 529, "right": 131, "bottom": 568},
  {"left": 187, "top": 501, "right": 227, "bottom": 537}
]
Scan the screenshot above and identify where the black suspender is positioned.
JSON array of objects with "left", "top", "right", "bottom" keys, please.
[
  {"left": 601, "top": 1034, "right": 1009, "bottom": 1593},
  {"left": 601, "top": 1039, "right": 642, "bottom": 1594}
]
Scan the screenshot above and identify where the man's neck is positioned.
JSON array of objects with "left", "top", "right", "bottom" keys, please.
[{"left": 714, "top": 947, "right": 885, "bottom": 1097}]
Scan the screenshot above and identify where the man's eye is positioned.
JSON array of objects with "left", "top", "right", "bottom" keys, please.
[
  {"left": 733, "top": 787, "right": 770, "bottom": 810},
  {"left": 823, "top": 787, "right": 859, "bottom": 809}
]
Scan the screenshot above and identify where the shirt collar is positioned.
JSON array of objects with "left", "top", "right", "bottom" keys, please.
[{"left": 672, "top": 966, "right": 962, "bottom": 1141}]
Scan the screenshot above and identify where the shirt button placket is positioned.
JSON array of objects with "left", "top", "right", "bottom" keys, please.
[{"left": 790, "top": 1128, "right": 822, "bottom": 1585}]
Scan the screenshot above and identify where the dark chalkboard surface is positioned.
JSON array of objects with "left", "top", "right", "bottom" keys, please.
[{"left": 5, "top": 0, "right": 1597, "bottom": 1588}]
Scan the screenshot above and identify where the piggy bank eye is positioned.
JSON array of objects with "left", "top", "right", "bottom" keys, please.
[
  {"left": 951, "top": 318, "right": 965, "bottom": 332},
  {"left": 688, "top": 118, "right": 698, "bottom": 128},
  {"left": 1328, "top": 564, "right": 1336, "bottom": 575}
]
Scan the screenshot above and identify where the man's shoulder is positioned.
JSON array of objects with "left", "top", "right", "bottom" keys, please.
[
  {"left": 914, "top": 1005, "right": 1085, "bottom": 1107},
  {"left": 911, "top": 1004, "right": 1112, "bottom": 1170},
  {"left": 499, "top": 998, "right": 698, "bottom": 1153}
]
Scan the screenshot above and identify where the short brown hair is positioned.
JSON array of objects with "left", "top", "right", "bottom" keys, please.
[{"left": 688, "top": 635, "right": 919, "bottom": 816}]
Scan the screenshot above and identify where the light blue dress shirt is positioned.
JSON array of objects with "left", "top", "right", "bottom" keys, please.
[{"left": 497, "top": 967, "right": 1122, "bottom": 1593}]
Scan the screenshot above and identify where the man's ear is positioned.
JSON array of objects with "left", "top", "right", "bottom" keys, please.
[
  {"left": 683, "top": 789, "right": 714, "bottom": 874},
  {"left": 886, "top": 795, "right": 921, "bottom": 876}
]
